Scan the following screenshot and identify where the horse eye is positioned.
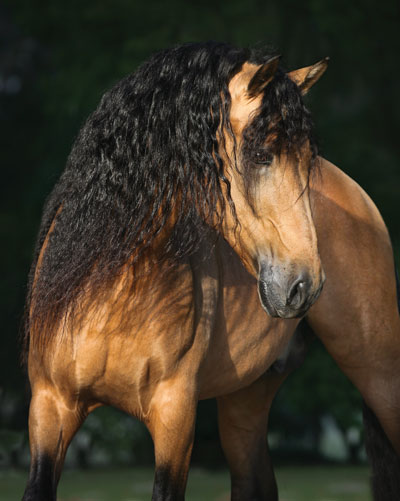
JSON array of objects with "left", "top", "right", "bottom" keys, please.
[{"left": 252, "top": 150, "right": 273, "bottom": 166}]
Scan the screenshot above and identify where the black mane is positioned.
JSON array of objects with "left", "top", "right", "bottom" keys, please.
[{"left": 25, "top": 42, "right": 316, "bottom": 350}]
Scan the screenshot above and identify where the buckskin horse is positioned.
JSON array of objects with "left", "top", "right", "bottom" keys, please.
[{"left": 22, "top": 42, "right": 399, "bottom": 500}]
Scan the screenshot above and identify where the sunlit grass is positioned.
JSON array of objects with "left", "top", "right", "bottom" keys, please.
[{"left": 0, "top": 465, "right": 371, "bottom": 501}]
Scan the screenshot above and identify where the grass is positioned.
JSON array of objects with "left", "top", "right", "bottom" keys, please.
[{"left": 0, "top": 465, "right": 372, "bottom": 500}]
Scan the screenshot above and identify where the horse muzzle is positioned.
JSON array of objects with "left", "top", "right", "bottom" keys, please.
[{"left": 257, "top": 264, "right": 324, "bottom": 319}]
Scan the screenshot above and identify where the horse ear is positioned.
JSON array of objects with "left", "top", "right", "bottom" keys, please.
[
  {"left": 247, "top": 55, "right": 281, "bottom": 98},
  {"left": 288, "top": 57, "right": 329, "bottom": 95}
]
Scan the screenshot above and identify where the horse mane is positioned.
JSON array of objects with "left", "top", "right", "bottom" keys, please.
[{"left": 24, "top": 42, "right": 317, "bottom": 355}]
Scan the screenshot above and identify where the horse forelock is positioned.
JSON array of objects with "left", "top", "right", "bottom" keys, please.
[{"left": 242, "top": 68, "right": 318, "bottom": 162}]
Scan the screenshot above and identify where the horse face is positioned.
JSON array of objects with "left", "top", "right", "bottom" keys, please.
[{"left": 222, "top": 60, "right": 327, "bottom": 319}]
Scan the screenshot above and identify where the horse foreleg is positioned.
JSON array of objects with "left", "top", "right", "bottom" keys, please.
[
  {"left": 217, "top": 372, "right": 286, "bottom": 501},
  {"left": 146, "top": 380, "right": 197, "bottom": 501},
  {"left": 22, "top": 384, "right": 86, "bottom": 501}
]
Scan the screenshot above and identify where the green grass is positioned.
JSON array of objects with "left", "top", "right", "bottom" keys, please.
[{"left": 0, "top": 465, "right": 371, "bottom": 500}]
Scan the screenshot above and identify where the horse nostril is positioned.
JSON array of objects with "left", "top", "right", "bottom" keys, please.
[{"left": 287, "top": 278, "right": 306, "bottom": 307}]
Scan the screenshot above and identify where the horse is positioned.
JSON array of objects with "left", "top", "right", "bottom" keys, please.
[{"left": 21, "top": 41, "right": 399, "bottom": 501}]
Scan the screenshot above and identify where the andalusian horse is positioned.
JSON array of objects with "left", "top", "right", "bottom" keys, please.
[{"left": 22, "top": 42, "right": 399, "bottom": 501}]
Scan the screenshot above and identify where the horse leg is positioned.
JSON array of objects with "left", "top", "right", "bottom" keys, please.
[
  {"left": 332, "top": 360, "right": 400, "bottom": 500},
  {"left": 363, "top": 401, "right": 400, "bottom": 500},
  {"left": 217, "top": 372, "right": 287, "bottom": 501},
  {"left": 146, "top": 380, "right": 197, "bottom": 501},
  {"left": 308, "top": 306, "right": 400, "bottom": 500},
  {"left": 358, "top": 364, "right": 400, "bottom": 500},
  {"left": 216, "top": 324, "right": 308, "bottom": 501},
  {"left": 22, "top": 384, "right": 86, "bottom": 501}
]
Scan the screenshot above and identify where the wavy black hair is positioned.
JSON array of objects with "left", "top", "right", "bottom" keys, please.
[{"left": 24, "top": 41, "right": 317, "bottom": 353}]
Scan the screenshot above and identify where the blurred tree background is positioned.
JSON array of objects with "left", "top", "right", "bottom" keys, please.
[{"left": 1, "top": 0, "right": 399, "bottom": 469}]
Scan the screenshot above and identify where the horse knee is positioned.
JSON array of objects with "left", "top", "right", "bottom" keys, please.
[
  {"left": 23, "top": 386, "right": 85, "bottom": 501},
  {"left": 146, "top": 382, "right": 197, "bottom": 500},
  {"left": 29, "top": 387, "right": 82, "bottom": 456}
]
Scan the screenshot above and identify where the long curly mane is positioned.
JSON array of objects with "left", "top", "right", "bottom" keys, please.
[{"left": 24, "top": 42, "right": 317, "bottom": 354}]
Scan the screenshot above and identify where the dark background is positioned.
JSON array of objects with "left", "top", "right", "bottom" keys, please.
[{"left": 1, "top": 0, "right": 399, "bottom": 468}]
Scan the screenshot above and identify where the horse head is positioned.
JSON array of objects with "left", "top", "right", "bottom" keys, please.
[{"left": 221, "top": 57, "right": 328, "bottom": 318}]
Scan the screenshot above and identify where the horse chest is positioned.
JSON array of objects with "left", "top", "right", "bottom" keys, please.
[{"left": 198, "top": 283, "right": 298, "bottom": 399}]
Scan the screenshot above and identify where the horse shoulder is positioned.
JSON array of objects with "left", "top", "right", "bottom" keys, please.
[{"left": 307, "top": 157, "right": 399, "bottom": 371}]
